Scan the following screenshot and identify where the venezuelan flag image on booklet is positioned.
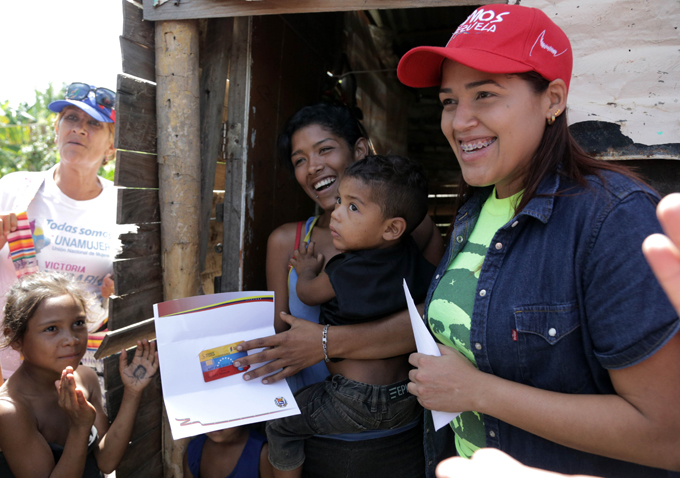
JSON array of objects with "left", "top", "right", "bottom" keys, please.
[
  {"left": 154, "top": 291, "right": 300, "bottom": 440},
  {"left": 199, "top": 342, "right": 250, "bottom": 382}
]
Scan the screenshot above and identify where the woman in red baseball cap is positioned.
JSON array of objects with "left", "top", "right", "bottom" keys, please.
[{"left": 399, "top": 4, "right": 680, "bottom": 477}]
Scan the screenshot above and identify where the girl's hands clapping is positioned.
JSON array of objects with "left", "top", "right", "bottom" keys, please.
[
  {"left": 407, "top": 344, "right": 483, "bottom": 413},
  {"left": 55, "top": 366, "right": 97, "bottom": 430},
  {"left": 120, "top": 340, "right": 159, "bottom": 395}
]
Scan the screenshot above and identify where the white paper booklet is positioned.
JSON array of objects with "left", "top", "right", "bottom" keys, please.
[
  {"left": 154, "top": 291, "right": 300, "bottom": 440},
  {"left": 403, "top": 280, "right": 460, "bottom": 431}
]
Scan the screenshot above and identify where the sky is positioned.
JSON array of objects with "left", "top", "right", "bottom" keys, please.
[{"left": 1, "top": 0, "right": 124, "bottom": 108}]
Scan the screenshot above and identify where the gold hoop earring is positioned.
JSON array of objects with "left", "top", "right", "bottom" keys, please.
[{"left": 547, "top": 109, "right": 562, "bottom": 126}]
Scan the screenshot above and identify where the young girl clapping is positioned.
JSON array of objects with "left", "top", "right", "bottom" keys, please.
[{"left": 0, "top": 272, "right": 158, "bottom": 477}]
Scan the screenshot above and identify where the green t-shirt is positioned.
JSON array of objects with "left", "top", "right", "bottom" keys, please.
[{"left": 427, "top": 188, "right": 520, "bottom": 458}]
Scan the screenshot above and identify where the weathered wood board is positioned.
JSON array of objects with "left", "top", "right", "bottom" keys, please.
[
  {"left": 123, "top": 0, "right": 154, "bottom": 47},
  {"left": 199, "top": 18, "right": 233, "bottom": 275},
  {"left": 114, "top": 151, "right": 159, "bottom": 189},
  {"left": 109, "top": 287, "right": 163, "bottom": 330},
  {"left": 121, "top": 0, "right": 156, "bottom": 81},
  {"left": 121, "top": 36, "right": 156, "bottom": 82},
  {"left": 96, "top": 317, "right": 157, "bottom": 359},
  {"left": 143, "top": 0, "right": 497, "bottom": 21},
  {"left": 113, "top": 255, "right": 162, "bottom": 296},
  {"left": 117, "top": 223, "right": 161, "bottom": 259},
  {"left": 220, "top": 16, "right": 251, "bottom": 292},
  {"left": 115, "top": 425, "right": 163, "bottom": 478},
  {"left": 117, "top": 189, "right": 161, "bottom": 225},
  {"left": 114, "top": 74, "right": 157, "bottom": 154}
]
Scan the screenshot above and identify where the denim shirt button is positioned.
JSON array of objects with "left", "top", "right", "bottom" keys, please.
[
  {"left": 511, "top": 220, "right": 519, "bottom": 228},
  {"left": 495, "top": 242, "right": 503, "bottom": 250},
  {"left": 435, "top": 274, "right": 440, "bottom": 280},
  {"left": 548, "top": 327, "right": 557, "bottom": 337},
  {"left": 479, "top": 289, "right": 487, "bottom": 297},
  {"left": 475, "top": 343, "right": 482, "bottom": 350},
  {"left": 456, "top": 235, "right": 464, "bottom": 243},
  {"left": 489, "top": 430, "right": 496, "bottom": 438}
]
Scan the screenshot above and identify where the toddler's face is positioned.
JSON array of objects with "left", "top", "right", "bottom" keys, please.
[{"left": 330, "top": 177, "right": 390, "bottom": 252}]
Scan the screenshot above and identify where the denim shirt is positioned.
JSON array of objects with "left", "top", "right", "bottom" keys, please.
[{"left": 423, "top": 171, "right": 680, "bottom": 478}]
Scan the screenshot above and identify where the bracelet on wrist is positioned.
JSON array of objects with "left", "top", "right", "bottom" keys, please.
[{"left": 322, "top": 324, "right": 330, "bottom": 363}]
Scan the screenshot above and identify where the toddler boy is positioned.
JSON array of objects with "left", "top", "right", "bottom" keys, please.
[{"left": 266, "top": 154, "right": 436, "bottom": 477}]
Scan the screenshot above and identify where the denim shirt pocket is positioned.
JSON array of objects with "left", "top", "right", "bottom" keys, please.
[{"left": 514, "top": 302, "right": 589, "bottom": 394}]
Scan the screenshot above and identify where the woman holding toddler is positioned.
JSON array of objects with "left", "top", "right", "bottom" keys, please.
[{"left": 246, "top": 103, "right": 444, "bottom": 477}]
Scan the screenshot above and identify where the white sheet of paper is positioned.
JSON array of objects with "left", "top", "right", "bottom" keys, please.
[
  {"left": 403, "top": 280, "right": 460, "bottom": 431},
  {"left": 154, "top": 292, "right": 300, "bottom": 440}
]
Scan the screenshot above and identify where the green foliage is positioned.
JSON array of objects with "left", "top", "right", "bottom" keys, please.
[
  {"left": 0, "top": 83, "right": 115, "bottom": 181},
  {"left": 99, "top": 160, "right": 115, "bottom": 182}
]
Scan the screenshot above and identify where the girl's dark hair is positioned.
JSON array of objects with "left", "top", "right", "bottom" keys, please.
[
  {"left": 2, "top": 272, "right": 92, "bottom": 348},
  {"left": 277, "top": 103, "right": 370, "bottom": 175},
  {"left": 451, "top": 71, "right": 643, "bottom": 225}
]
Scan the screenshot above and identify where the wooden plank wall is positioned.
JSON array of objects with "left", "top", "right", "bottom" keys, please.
[
  {"left": 106, "top": 2, "right": 163, "bottom": 477},
  {"left": 238, "top": 13, "right": 344, "bottom": 291},
  {"left": 199, "top": 18, "right": 231, "bottom": 294},
  {"left": 343, "top": 11, "right": 410, "bottom": 157},
  {"left": 106, "top": 6, "right": 232, "bottom": 473},
  {"left": 219, "top": 16, "right": 251, "bottom": 292}
]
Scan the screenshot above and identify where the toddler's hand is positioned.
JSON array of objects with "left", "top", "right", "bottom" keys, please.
[
  {"left": 290, "top": 241, "right": 324, "bottom": 276},
  {"left": 120, "top": 339, "right": 159, "bottom": 395},
  {"left": 55, "top": 367, "right": 97, "bottom": 430}
]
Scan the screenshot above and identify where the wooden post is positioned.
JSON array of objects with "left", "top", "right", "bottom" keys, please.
[
  {"left": 199, "top": 18, "right": 233, "bottom": 275},
  {"left": 220, "top": 16, "right": 252, "bottom": 292},
  {"left": 155, "top": 19, "right": 201, "bottom": 478}
]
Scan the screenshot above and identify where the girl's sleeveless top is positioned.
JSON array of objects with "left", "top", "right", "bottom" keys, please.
[{"left": 0, "top": 425, "right": 103, "bottom": 478}]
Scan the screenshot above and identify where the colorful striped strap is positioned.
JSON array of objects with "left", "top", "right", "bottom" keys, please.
[{"left": 7, "top": 211, "right": 39, "bottom": 278}]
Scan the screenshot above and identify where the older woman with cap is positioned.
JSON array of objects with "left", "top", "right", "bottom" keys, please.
[
  {"left": 396, "top": 4, "right": 680, "bottom": 478},
  {"left": 0, "top": 83, "right": 118, "bottom": 380}
]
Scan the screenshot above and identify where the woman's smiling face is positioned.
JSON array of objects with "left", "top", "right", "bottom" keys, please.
[
  {"left": 290, "top": 124, "right": 358, "bottom": 212},
  {"left": 439, "top": 60, "right": 551, "bottom": 198}
]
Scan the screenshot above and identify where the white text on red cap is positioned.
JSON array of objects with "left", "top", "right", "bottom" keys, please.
[{"left": 448, "top": 8, "right": 510, "bottom": 44}]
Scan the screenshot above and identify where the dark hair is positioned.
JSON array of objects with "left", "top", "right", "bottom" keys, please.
[
  {"left": 277, "top": 103, "right": 369, "bottom": 175},
  {"left": 452, "top": 71, "right": 644, "bottom": 224},
  {"left": 2, "top": 272, "right": 92, "bottom": 348},
  {"left": 344, "top": 154, "right": 429, "bottom": 236}
]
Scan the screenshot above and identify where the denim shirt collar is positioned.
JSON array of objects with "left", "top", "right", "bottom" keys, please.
[
  {"left": 458, "top": 172, "right": 560, "bottom": 227},
  {"left": 516, "top": 172, "right": 559, "bottom": 223}
]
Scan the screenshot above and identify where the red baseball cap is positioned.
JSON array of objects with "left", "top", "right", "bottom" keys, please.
[{"left": 397, "top": 4, "right": 572, "bottom": 92}]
